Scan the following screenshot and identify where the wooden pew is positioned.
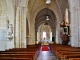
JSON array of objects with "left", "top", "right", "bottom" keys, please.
[
  {"left": 3, "top": 44, "right": 40, "bottom": 52},
  {"left": 56, "top": 49, "right": 80, "bottom": 60},
  {"left": 0, "top": 54, "right": 34, "bottom": 59},
  {"left": 0, "top": 57, "right": 32, "bottom": 60},
  {"left": 58, "top": 53, "right": 80, "bottom": 60},
  {"left": 0, "top": 51, "right": 35, "bottom": 54},
  {"left": 11, "top": 48, "right": 38, "bottom": 51},
  {"left": 69, "top": 58, "right": 80, "bottom": 60},
  {"left": 0, "top": 45, "right": 41, "bottom": 60},
  {"left": 0, "top": 51, "right": 38, "bottom": 60},
  {"left": 50, "top": 44, "right": 80, "bottom": 60}
]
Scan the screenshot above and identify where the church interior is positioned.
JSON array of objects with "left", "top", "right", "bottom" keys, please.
[{"left": 0, "top": 0, "right": 80, "bottom": 60}]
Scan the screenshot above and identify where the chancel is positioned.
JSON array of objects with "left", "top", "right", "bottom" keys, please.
[{"left": 0, "top": 0, "right": 80, "bottom": 60}]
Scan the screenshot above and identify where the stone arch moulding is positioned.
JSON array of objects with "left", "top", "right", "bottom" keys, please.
[
  {"left": 31, "top": 4, "right": 61, "bottom": 24},
  {"left": 35, "top": 20, "right": 54, "bottom": 30}
]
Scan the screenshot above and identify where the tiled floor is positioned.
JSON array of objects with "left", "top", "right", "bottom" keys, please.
[{"left": 37, "top": 46, "right": 57, "bottom": 60}]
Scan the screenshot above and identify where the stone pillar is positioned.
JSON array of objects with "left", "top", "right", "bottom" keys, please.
[
  {"left": 78, "top": 7, "right": 80, "bottom": 47},
  {"left": 15, "top": 7, "right": 22, "bottom": 48},
  {"left": 15, "top": 7, "right": 27, "bottom": 48},
  {"left": 68, "top": 0, "right": 80, "bottom": 47},
  {"left": 21, "top": 8, "right": 27, "bottom": 48},
  {"left": 56, "top": 23, "right": 62, "bottom": 44},
  {"left": 29, "top": 21, "right": 35, "bottom": 45},
  {"left": 70, "top": 7, "right": 79, "bottom": 47},
  {"left": 75, "top": 7, "right": 80, "bottom": 47},
  {"left": 74, "top": 8, "right": 79, "bottom": 47}
]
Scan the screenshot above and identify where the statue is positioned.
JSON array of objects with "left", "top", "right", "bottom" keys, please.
[
  {"left": 7, "top": 20, "right": 13, "bottom": 41},
  {"left": 7, "top": 24, "right": 13, "bottom": 36}
]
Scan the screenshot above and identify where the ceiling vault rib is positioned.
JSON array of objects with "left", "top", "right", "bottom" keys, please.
[
  {"left": 33, "top": 4, "right": 46, "bottom": 14},
  {"left": 55, "top": 0, "right": 62, "bottom": 20},
  {"left": 30, "top": 0, "right": 37, "bottom": 15}
]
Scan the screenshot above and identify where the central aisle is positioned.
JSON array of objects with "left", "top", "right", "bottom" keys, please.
[{"left": 37, "top": 46, "right": 57, "bottom": 60}]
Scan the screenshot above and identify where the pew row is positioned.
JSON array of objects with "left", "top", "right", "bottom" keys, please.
[
  {"left": 69, "top": 58, "right": 80, "bottom": 60},
  {"left": 50, "top": 44, "right": 80, "bottom": 60},
  {"left": 0, "top": 44, "right": 41, "bottom": 60}
]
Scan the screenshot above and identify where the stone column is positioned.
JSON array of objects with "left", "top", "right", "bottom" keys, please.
[
  {"left": 70, "top": 7, "right": 79, "bottom": 47},
  {"left": 15, "top": 7, "right": 27, "bottom": 48},
  {"left": 68, "top": 0, "right": 80, "bottom": 47},
  {"left": 15, "top": 7, "right": 22, "bottom": 48},
  {"left": 54, "top": 6, "right": 62, "bottom": 44},
  {"left": 74, "top": 8, "right": 79, "bottom": 47},
  {"left": 29, "top": 21, "right": 35, "bottom": 45},
  {"left": 78, "top": 7, "right": 80, "bottom": 47},
  {"left": 21, "top": 8, "right": 27, "bottom": 48},
  {"left": 56, "top": 23, "right": 62, "bottom": 44}
]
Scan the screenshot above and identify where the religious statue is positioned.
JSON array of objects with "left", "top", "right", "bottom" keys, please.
[
  {"left": 7, "top": 24, "right": 13, "bottom": 36},
  {"left": 7, "top": 19, "right": 13, "bottom": 41}
]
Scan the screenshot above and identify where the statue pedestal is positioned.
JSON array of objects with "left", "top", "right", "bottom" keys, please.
[{"left": 7, "top": 36, "right": 13, "bottom": 41}]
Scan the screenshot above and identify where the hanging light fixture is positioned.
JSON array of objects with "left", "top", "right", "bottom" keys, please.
[
  {"left": 46, "top": 0, "right": 51, "bottom": 4},
  {"left": 46, "top": 15, "right": 49, "bottom": 20},
  {"left": 45, "top": 0, "right": 51, "bottom": 21},
  {"left": 45, "top": 6, "right": 50, "bottom": 21}
]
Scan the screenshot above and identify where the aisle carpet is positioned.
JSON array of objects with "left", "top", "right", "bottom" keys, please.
[{"left": 41, "top": 46, "right": 49, "bottom": 51}]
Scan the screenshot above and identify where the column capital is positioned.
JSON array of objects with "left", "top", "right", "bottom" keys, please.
[{"left": 16, "top": 6, "right": 23, "bottom": 11}]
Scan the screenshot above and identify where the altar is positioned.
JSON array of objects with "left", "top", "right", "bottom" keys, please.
[{"left": 41, "top": 40, "right": 49, "bottom": 45}]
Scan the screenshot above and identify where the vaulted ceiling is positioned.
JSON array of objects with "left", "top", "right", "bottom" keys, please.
[
  {"left": 28, "top": 0, "right": 69, "bottom": 29},
  {"left": 28, "top": 0, "right": 69, "bottom": 18}
]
